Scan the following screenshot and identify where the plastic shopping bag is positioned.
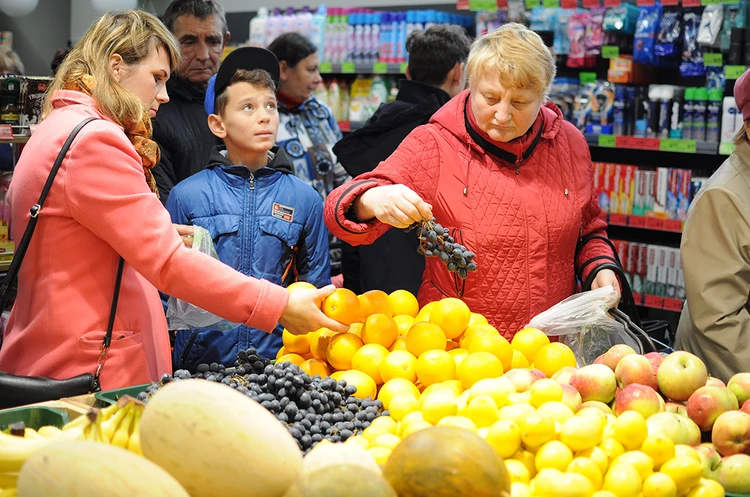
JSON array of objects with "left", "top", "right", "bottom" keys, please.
[
  {"left": 166, "top": 226, "right": 238, "bottom": 331},
  {"left": 526, "top": 286, "right": 641, "bottom": 366}
]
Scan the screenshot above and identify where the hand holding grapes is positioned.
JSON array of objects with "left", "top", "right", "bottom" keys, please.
[{"left": 353, "top": 184, "right": 433, "bottom": 228}]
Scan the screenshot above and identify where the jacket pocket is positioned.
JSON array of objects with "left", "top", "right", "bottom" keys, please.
[
  {"left": 78, "top": 330, "right": 143, "bottom": 351},
  {"left": 258, "top": 217, "right": 303, "bottom": 283},
  {"left": 78, "top": 330, "right": 150, "bottom": 389},
  {"left": 194, "top": 214, "right": 241, "bottom": 259}
]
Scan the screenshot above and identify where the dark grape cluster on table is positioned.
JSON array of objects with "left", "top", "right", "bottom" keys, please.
[
  {"left": 138, "top": 347, "right": 389, "bottom": 453},
  {"left": 406, "top": 217, "right": 477, "bottom": 279}
]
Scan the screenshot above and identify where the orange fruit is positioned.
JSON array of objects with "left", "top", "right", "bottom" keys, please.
[
  {"left": 331, "top": 370, "right": 377, "bottom": 399},
  {"left": 393, "top": 315, "right": 415, "bottom": 337},
  {"left": 348, "top": 322, "right": 364, "bottom": 337},
  {"left": 380, "top": 350, "right": 418, "bottom": 383},
  {"left": 377, "top": 378, "right": 421, "bottom": 409},
  {"left": 282, "top": 329, "right": 312, "bottom": 355},
  {"left": 358, "top": 290, "right": 394, "bottom": 321},
  {"left": 405, "top": 322, "right": 446, "bottom": 358},
  {"left": 390, "top": 337, "right": 408, "bottom": 351},
  {"left": 360, "top": 314, "right": 399, "bottom": 349},
  {"left": 275, "top": 346, "right": 288, "bottom": 360},
  {"left": 276, "top": 353, "right": 306, "bottom": 366},
  {"left": 511, "top": 328, "right": 550, "bottom": 363},
  {"left": 458, "top": 351, "right": 504, "bottom": 389},
  {"left": 511, "top": 350, "right": 530, "bottom": 369},
  {"left": 413, "top": 301, "right": 436, "bottom": 323},
  {"left": 299, "top": 358, "right": 331, "bottom": 377},
  {"left": 389, "top": 290, "right": 420, "bottom": 317},
  {"left": 469, "top": 333, "right": 512, "bottom": 372},
  {"left": 459, "top": 323, "right": 500, "bottom": 349},
  {"left": 449, "top": 348, "right": 469, "bottom": 368},
  {"left": 533, "top": 342, "right": 577, "bottom": 378},
  {"left": 468, "top": 313, "right": 489, "bottom": 327},
  {"left": 321, "top": 288, "right": 361, "bottom": 325},
  {"left": 287, "top": 281, "right": 322, "bottom": 309},
  {"left": 325, "top": 333, "right": 364, "bottom": 370},
  {"left": 429, "top": 298, "right": 471, "bottom": 339},
  {"left": 351, "top": 343, "right": 390, "bottom": 384},
  {"left": 309, "top": 328, "right": 337, "bottom": 361},
  {"left": 416, "top": 350, "right": 456, "bottom": 387}
]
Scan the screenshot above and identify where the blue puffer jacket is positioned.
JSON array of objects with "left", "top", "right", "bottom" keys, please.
[{"left": 166, "top": 147, "right": 331, "bottom": 367}]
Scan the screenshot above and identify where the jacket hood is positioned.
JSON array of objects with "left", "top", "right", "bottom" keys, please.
[
  {"left": 430, "top": 89, "right": 563, "bottom": 158},
  {"left": 396, "top": 79, "right": 451, "bottom": 107},
  {"left": 208, "top": 145, "right": 294, "bottom": 175}
]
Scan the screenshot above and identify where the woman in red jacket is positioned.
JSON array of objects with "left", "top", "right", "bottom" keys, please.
[{"left": 324, "top": 24, "right": 620, "bottom": 340}]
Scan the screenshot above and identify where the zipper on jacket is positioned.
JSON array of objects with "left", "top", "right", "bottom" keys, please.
[
  {"left": 249, "top": 172, "right": 255, "bottom": 190},
  {"left": 515, "top": 157, "right": 521, "bottom": 175}
]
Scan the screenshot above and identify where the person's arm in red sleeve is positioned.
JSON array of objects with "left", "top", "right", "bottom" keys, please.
[{"left": 324, "top": 126, "right": 440, "bottom": 246}]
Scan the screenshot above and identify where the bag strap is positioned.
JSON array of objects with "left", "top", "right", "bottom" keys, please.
[{"left": 0, "top": 117, "right": 124, "bottom": 390}]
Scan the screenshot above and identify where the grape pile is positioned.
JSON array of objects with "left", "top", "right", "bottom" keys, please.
[
  {"left": 406, "top": 217, "right": 477, "bottom": 279},
  {"left": 137, "top": 347, "right": 389, "bottom": 453}
]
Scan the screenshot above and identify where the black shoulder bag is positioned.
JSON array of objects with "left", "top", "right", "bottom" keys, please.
[{"left": 0, "top": 117, "right": 126, "bottom": 409}]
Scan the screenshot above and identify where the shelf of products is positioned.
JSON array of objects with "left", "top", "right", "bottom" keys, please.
[
  {"left": 320, "top": 62, "right": 407, "bottom": 75},
  {"left": 0, "top": 136, "right": 29, "bottom": 145},
  {"left": 585, "top": 134, "right": 720, "bottom": 155},
  {"left": 636, "top": 294, "right": 685, "bottom": 312},
  {"left": 607, "top": 213, "right": 683, "bottom": 233}
]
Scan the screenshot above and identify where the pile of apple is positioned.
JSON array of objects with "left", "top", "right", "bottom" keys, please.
[{"left": 577, "top": 345, "right": 750, "bottom": 494}]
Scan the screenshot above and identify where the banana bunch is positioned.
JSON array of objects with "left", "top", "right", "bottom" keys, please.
[{"left": 79, "top": 396, "right": 144, "bottom": 456}]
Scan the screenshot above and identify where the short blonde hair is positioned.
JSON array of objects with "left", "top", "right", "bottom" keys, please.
[
  {"left": 43, "top": 10, "right": 180, "bottom": 131},
  {"left": 735, "top": 121, "right": 749, "bottom": 146},
  {"left": 466, "top": 23, "right": 556, "bottom": 97}
]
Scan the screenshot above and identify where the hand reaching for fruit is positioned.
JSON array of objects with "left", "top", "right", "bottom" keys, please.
[
  {"left": 280, "top": 285, "right": 350, "bottom": 335},
  {"left": 352, "top": 184, "right": 433, "bottom": 228}
]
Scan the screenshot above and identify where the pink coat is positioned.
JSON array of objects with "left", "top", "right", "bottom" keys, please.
[{"left": 0, "top": 91, "right": 289, "bottom": 390}]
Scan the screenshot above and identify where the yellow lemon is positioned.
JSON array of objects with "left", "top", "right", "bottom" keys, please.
[
  {"left": 415, "top": 349, "right": 456, "bottom": 386},
  {"left": 642, "top": 472, "right": 677, "bottom": 497},
  {"left": 436, "top": 415, "right": 478, "bottom": 433},
  {"left": 511, "top": 350, "right": 530, "bottom": 369},
  {"left": 448, "top": 348, "right": 469, "bottom": 369},
  {"left": 568, "top": 456, "right": 604, "bottom": 490},
  {"left": 685, "top": 478, "right": 725, "bottom": 497},
  {"left": 535, "top": 401, "right": 575, "bottom": 424},
  {"left": 371, "top": 433, "right": 401, "bottom": 451},
  {"left": 535, "top": 440, "right": 573, "bottom": 472},
  {"left": 388, "top": 394, "right": 420, "bottom": 421},
  {"left": 592, "top": 492, "right": 618, "bottom": 497},
  {"left": 362, "top": 425, "right": 390, "bottom": 442},
  {"left": 530, "top": 469, "right": 562, "bottom": 495},
  {"left": 602, "top": 464, "right": 642, "bottom": 497},
  {"left": 520, "top": 413, "right": 556, "bottom": 450},
  {"left": 350, "top": 343, "right": 390, "bottom": 384},
  {"left": 529, "top": 378, "right": 563, "bottom": 408},
  {"left": 466, "top": 394, "right": 500, "bottom": 428},
  {"left": 467, "top": 312, "right": 489, "bottom": 327},
  {"left": 459, "top": 323, "right": 499, "bottom": 349},
  {"left": 498, "top": 403, "right": 536, "bottom": 426},
  {"left": 368, "top": 415, "right": 398, "bottom": 435},
  {"left": 659, "top": 457, "right": 703, "bottom": 494},
  {"left": 641, "top": 434, "right": 676, "bottom": 470},
  {"left": 560, "top": 415, "right": 604, "bottom": 452},
  {"left": 533, "top": 342, "right": 578, "bottom": 378},
  {"left": 674, "top": 445, "right": 701, "bottom": 463},
  {"left": 469, "top": 377, "right": 515, "bottom": 409},
  {"left": 612, "top": 450, "right": 654, "bottom": 481},
  {"left": 486, "top": 419, "right": 522, "bottom": 459},
  {"left": 469, "top": 332, "right": 513, "bottom": 372},
  {"left": 458, "top": 351, "right": 504, "bottom": 389},
  {"left": 377, "top": 378, "right": 420, "bottom": 410},
  {"left": 419, "top": 391, "right": 457, "bottom": 424},
  {"left": 400, "top": 419, "right": 432, "bottom": 438},
  {"left": 599, "top": 438, "right": 626, "bottom": 461},
  {"left": 400, "top": 410, "right": 424, "bottom": 427},
  {"left": 554, "top": 472, "right": 597, "bottom": 497},
  {"left": 511, "top": 327, "right": 550, "bottom": 363},
  {"left": 505, "top": 459, "right": 530, "bottom": 484},
  {"left": 613, "top": 410, "right": 648, "bottom": 451},
  {"left": 510, "top": 449, "right": 537, "bottom": 479},
  {"left": 577, "top": 446, "right": 609, "bottom": 475}
]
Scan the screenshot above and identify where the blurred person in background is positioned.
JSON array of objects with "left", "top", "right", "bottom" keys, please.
[
  {"left": 0, "top": 46, "right": 24, "bottom": 170},
  {"left": 333, "top": 25, "right": 471, "bottom": 295}
]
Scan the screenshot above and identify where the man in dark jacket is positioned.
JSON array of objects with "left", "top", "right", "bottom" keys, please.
[
  {"left": 152, "top": 0, "right": 231, "bottom": 204},
  {"left": 333, "top": 25, "right": 471, "bottom": 295}
]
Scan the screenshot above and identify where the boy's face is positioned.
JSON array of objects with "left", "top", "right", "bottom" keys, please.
[{"left": 209, "top": 82, "right": 279, "bottom": 156}]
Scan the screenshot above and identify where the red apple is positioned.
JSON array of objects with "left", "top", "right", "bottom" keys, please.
[
  {"left": 718, "top": 454, "right": 750, "bottom": 494},
  {"left": 552, "top": 366, "right": 577, "bottom": 386},
  {"left": 728, "top": 373, "right": 750, "bottom": 407},
  {"left": 685, "top": 416, "right": 702, "bottom": 446},
  {"left": 504, "top": 368, "right": 538, "bottom": 393},
  {"left": 615, "top": 354, "right": 658, "bottom": 389},
  {"left": 706, "top": 377, "right": 726, "bottom": 388},
  {"left": 645, "top": 351, "right": 665, "bottom": 370},
  {"left": 529, "top": 369, "right": 547, "bottom": 380},
  {"left": 647, "top": 411, "right": 692, "bottom": 445},
  {"left": 600, "top": 344, "right": 637, "bottom": 371},
  {"left": 712, "top": 410, "right": 750, "bottom": 456},
  {"left": 695, "top": 443, "right": 722, "bottom": 480},
  {"left": 570, "top": 364, "right": 617, "bottom": 404},
  {"left": 614, "top": 383, "right": 662, "bottom": 418},
  {"left": 656, "top": 351, "right": 708, "bottom": 402},
  {"left": 687, "top": 385, "right": 735, "bottom": 432},
  {"left": 593, "top": 354, "right": 605, "bottom": 365},
  {"left": 742, "top": 399, "right": 750, "bottom": 415},
  {"left": 665, "top": 402, "right": 688, "bottom": 418},
  {"left": 561, "top": 384, "right": 583, "bottom": 412}
]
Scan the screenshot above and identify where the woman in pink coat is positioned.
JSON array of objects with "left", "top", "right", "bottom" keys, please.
[{"left": 0, "top": 10, "right": 346, "bottom": 390}]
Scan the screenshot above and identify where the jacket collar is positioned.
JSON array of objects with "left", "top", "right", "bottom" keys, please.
[
  {"left": 167, "top": 75, "right": 207, "bottom": 104},
  {"left": 396, "top": 79, "right": 451, "bottom": 107},
  {"left": 208, "top": 145, "right": 294, "bottom": 176},
  {"left": 731, "top": 140, "right": 750, "bottom": 170},
  {"left": 49, "top": 90, "right": 121, "bottom": 129}
]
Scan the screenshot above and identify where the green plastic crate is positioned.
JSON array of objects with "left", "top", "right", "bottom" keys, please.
[
  {"left": 0, "top": 406, "right": 69, "bottom": 431},
  {"left": 727, "top": 493, "right": 750, "bottom": 497},
  {"left": 93, "top": 384, "right": 148, "bottom": 406}
]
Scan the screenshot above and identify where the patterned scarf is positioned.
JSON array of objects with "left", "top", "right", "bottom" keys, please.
[{"left": 63, "top": 74, "right": 160, "bottom": 197}]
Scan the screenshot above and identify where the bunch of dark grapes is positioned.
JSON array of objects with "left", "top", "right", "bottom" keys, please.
[
  {"left": 137, "top": 347, "right": 388, "bottom": 453},
  {"left": 406, "top": 217, "right": 477, "bottom": 279}
]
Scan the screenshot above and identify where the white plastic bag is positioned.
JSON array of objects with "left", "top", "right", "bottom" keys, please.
[
  {"left": 527, "top": 286, "right": 641, "bottom": 366},
  {"left": 166, "top": 226, "right": 238, "bottom": 331}
]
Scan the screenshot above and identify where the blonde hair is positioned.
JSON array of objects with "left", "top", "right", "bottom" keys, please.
[
  {"left": 43, "top": 10, "right": 180, "bottom": 130},
  {"left": 466, "top": 23, "right": 556, "bottom": 97},
  {"left": 0, "top": 47, "right": 24, "bottom": 75},
  {"left": 735, "top": 121, "right": 749, "bottom": 146}
]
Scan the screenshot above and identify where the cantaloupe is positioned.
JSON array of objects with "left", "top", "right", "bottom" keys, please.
[
  {"left": 285, "top": 465, "right": 397, "bottom": 497},
  {"left": 383, "top": 426, "right": 511, "bottom": 497},
  {"left": 139, "top": 379, "right": 302, "bottom": 497},
  {"left": 17, "top": 440, "right": 189, "bottom": 497},
  {"left": 303, "top": 440, "right": 381, "bottom": 475}
]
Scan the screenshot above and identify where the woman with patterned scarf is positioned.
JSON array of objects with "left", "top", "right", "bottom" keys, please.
[{"left": 0, "top": 11, "right": 347, "bottom": 390}]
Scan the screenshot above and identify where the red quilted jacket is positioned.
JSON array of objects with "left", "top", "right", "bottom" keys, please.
[{"left": 325, "top": 90, "right": 615, "bottom": 340}]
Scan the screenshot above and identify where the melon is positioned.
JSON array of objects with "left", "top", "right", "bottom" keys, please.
[
  {"left": 17, "top": 440, "right": 189, "bottom": 497},
  {"left": 303, "top": 440, "right": 381, "bottom": 475},
  {"left": 383, "top": 426, "right": 511, "bottom": 497},
  {"left": 285, "top": 465, "right": 397, "bottom": 497},
  {"left": 139, "top": 379, "right": 302, "bottom": 497}
]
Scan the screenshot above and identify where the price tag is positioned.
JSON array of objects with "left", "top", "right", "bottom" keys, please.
[
  {"left": 664, "top": 219, "right": 683, "bottom": 232},
  {"left": 598, "top": 135, "right": 616, "bottom": 147},
  {"left": 543, "top": 0, "right": 560, "bottom": 7},
  {"left": 373, "top": 62, "right": 388, "bottom": 74},
  {"left": 341, "top": 62, "right": 356, "bottom": 74},
  {"left": 719, "top": 142, "right": 736, "bottom": 155},
  {"left": 0, "top": 125, "right": 11, "bottom": 140},
  {"left": 525, "top": 0, "right": 541, "bottom": 7},
  {"left": 579, "top": 72, "right": 597, "bottom": 84},
  {"left": 603, "top": 0, "right": 621, "bottom": 6},
  {"left": 629, "top": 216, "right": 647, "bottom": 228},
  {"left": 456, "top": 0, "right": 471, "bottom": 9},
  {"left": 704, "top": 53, "right": 723, "bottom": 67},
  {"left": 400, "top": 63, "right": 408, "bottom": 74},
  {"left": 636, "top": 0, "right": 655, "bottom": 5},
  {"left": 602, "top": 46, "right": 619, "bottom": 59},
  {"left": 644, "top": 295, "right": 664, "bottom": 309},
  {"left": 681, "top": 0, "right": 700, "bottom": 5},
  {"left": 632, "top": 293, "right": 643, "bottom": 305},
  {"left": 617, "top": 136, "right": 660, "bottom": 150},
  {"left": 724, "top": 0, "right": 740, "bottom": 4},
  {"left": 469, "top": 0, "right": 499, "bottom": 10},
  {"left": 609, "top": 214, "right": 628, "bottom": 226},
  {"left": 582, "top": 0, "right": 601, "bottom": 7},
  {"left": 660, "top": 0, "right": 679, "bottom": 5},
  {"left": 560, "top": 0, "right": 577, "bottom": 7},
  {"left": 701, "top": 0, "right": 720, "bottom": 4},
  {"left": 319, "top": 62, "right": 333, "bottom": 74},
  {"left": 659, "top": 138, "right": 697, "bottom": 153},
  {"left": 497, "top": 0, "right": 509, "bottom": 7},
  {"left": 663, "top": 298, "right": 684, "bottom": 311},
  {"left": 646, "top": 216, "right": 666, "bottom": 230},
  {"left": 725, "top": 65, "right": 747, "bottom": 80}
]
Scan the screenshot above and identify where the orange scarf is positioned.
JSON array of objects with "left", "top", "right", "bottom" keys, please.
[{"left": 63, "top": 74, "right": 160, "bottom": 197}]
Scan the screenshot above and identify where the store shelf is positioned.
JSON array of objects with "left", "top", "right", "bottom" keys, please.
[
  {"left": 635, "top": 293, "right": 684, "bottom": 313},
  {"left": 607, "top": 213, "right": 683, "bottom": 233},
  {"left": 320, "top": 62, "right": 407, "bottom": 75},
  {"left": 0, "top": 135, "right": 29, "bottom": 145},
  {"left": 338, "top": 121, "right": 365, "bottom": 133},
  {"left": 585, "top": 134, "right": 719, "bottom": 156}
]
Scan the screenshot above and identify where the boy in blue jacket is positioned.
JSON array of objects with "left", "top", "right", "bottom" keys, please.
[{"left": 166, "top": 47, "right": 331, "bottom": 367}]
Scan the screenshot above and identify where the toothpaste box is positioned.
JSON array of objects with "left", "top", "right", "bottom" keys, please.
[
  {"left": 666, "top": 248, "right": 680, "bottom": 298},
  {"left": 599, "top": 163, "right": 614, "bottom": 213},
  {"left": 678, "top": 169, "right": 692, "bottom": 221},
  {"left": 633, "top": 243, "right": 647, "bottom": 296},
  {"left": 645, "top": 171, "right": 657, "bottom": 212},
  {"left": 676, "top": 251, "right": 685, "bottom": 300},
  {"left": 656, "top": 245, "right": 668, "bottom": 297},
  {"left": 619, "top": 165, "right": 635, "bottom": 216},
  {"left": 666, "top": 169, "right": 679, "bottom": 220},
  {"left": 654, "top": 167, "right": 669, "bottom": 214},
  {"left": 645, "top": 244, "right": 658, "bottom": 295},
  {"left": 633, "top": 170, "right": 646, "bottom": 216},
  {"left": 613, "top": 240, "right": 631, "bottom": 287},
  {"left": 611, "top": 164, "right": 623, "bottom": 214}
]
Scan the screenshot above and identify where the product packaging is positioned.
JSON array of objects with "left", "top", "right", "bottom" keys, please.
[
  {"left": 697, "top": 5, "right": 724, "bottom": 47},
  {"left": 721, "top": 96, "right": 742, "bottom": 143},
  {"left": 634, "top": 4, "right": 663, "bottom": 65},
  {"left": 645, "top": 244, "right": 658, "bottom": 295},
  {"left": 681, "top": 10, "right": 706, "bottom": 77},
  {"left": 656, "top": 246, "right": 668, "bottom": 297},
  {"left": 655, "top": 9, "right": 683, "bottom": 67},
  {"left": 666, "top": 248, "right": 680, "bottom": 298}
]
